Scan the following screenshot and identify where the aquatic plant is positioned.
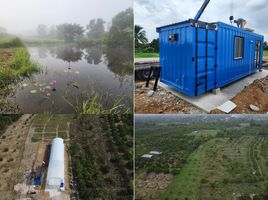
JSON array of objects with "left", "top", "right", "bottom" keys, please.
[
  {"left": 63, "top": 92, "right": 129, "bottom": 114},
  {"left": 9, "top": 48, "right": 38, "bottom": 76}
]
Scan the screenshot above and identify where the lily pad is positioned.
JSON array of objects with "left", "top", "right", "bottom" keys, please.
[
  {"left": 45, "top": 86, "right": 51, "bottom": 90},
  {"left": 72, "top": 82, "right": 80, "bottom": 89},
  {"left": 30, "top": 90, "right": 37, "bottom": 94}
]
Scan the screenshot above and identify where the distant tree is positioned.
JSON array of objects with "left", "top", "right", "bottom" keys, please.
[
  {"left": 264, "top": 41, "right": 268, "bottom": 50},
  {"left": 0, "top": 26, "right": 7, "bottom": 33},
  {"left": 56, "top": 23, "right": 84, "bottom": 42},
  {"left": 86, "top": 18, "right": 105, "bottom": 39},
  {"left": 48, "top": 25, "right": 57, "bottom": 38},
  {"left": 37, "top": 24, "right": 47, "bottom": 38},
  {"left": 149, "top": 38, "right": 159, "bottom": 52},
  {"left": 135, "top": 25, "right": 148, "bottom": 48},
  {"left": 106, "top": 8, "right": 133, "bottom": 47}
]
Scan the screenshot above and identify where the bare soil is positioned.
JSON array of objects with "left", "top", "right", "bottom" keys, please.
[
  {"left": 211, "top": 75, "right": 268, "bottom": 114},
  {"left": 135, "top": 173, "right": 173, "bottom": 199},
  {"left": 0, "top": 114, "right": 33, "bottom": 200},
  {"left": 135, "top": 82, "right": 203, "bottom": 114}
]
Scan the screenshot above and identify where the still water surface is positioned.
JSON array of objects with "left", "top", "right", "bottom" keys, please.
[{"left": 14, "top": 45, "right": 132, "bottom": 113}]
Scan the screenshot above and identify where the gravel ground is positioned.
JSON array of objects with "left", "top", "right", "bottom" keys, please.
[{"left": 135, "top": 82, "right": 203, "bottom": 114}]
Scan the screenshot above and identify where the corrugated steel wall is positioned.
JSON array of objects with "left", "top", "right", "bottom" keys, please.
[
  {"left": 159, "top": 23, "right": 196, "bottom": 96},
  {"left": 158, "top": 21, "right": 264, "bottom": 96},
  {"left": 216, "top": 22, "right": 264, "bottom": 88}
]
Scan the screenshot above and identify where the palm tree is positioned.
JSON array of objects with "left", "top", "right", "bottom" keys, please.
[{"left": 135, "top": 25, "right": 148, "bottom": 48}]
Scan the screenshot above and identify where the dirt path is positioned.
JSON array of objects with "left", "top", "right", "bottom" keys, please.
[
  {"left": 135, "top": 82, "right": 203, "bottom": 114},
  {"left": 0, "top": 114, "right": 33, "bottom": 200}
]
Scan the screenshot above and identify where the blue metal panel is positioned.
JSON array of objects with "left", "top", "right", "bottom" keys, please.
[
  {"left": 215, "top": 23, "right": 264, "bottom": 88},
  {"left": 158, "top": 20, "right": 264, "bottom": 96},
  {"left": 159, "top": 22, "right": 197, "bottom": 96}
]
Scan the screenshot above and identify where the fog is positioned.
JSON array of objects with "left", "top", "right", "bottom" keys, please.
[
  {"left": 0, "top": 0, "right": 132, "bottom": 36},
  {"left": 135, "top": 0, "right": 268, "bottom": 41}
]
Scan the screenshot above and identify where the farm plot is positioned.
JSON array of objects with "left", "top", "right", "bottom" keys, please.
[
  {"left": 30, "top": 114, "right": 71, "bottom": 142},
  {"left": 69, "top": 114, "right": 133, "bottom": 200},
  {"left": 135, "top": 117, "right": 268, "bottom": 200}
]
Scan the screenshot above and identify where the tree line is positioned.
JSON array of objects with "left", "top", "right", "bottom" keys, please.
[
  {"left": 36, "top": 8, "right": 133, "bottom": 46},
  {"left": 135, "top": 25, "right": 159, "bottom": 53}
]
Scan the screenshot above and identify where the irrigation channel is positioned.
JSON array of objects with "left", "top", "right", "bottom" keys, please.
[{"left": 11, "top": 45, "right": 132, "bottom": 113}]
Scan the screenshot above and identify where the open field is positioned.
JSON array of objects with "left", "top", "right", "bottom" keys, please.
[
  {"left": 135, "top": 115, "right": 268, "bottom": 200},
  {"left": 135, "top": 52, "right": 159, "bottom": 58}
]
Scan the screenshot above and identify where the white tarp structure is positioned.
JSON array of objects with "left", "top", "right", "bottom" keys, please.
[{"left": 46, "top": 138, "right": 65, "bottom": 191}]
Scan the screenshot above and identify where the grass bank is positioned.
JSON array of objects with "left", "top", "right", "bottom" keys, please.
[
  {"left": 135, "top": 51, "right": 159, "bottom": 58},
  {"left": 0, "top": 37, "right": 38, "bottom": 90}
]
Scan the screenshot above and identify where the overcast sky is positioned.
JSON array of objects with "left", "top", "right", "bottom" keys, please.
[
  {"left": 0, "top": 0, "right": 132, "bottom": 35},
  {"left": 135, "top": 0, "right": 268, "bottom": 41}
]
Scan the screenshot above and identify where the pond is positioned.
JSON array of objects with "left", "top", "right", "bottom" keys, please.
[{"left": 12, "top": 45, "right": 133, "bottom": 113}]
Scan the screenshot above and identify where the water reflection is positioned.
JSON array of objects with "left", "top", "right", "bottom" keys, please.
[
  {"left": 105, "top": 46, "right": 133, "bottom": 76},
  {"left": 13, "top": 44, "right": 132, "bottom": 113},
  {"left": 84, "top": 47, "right": 103, "bottom": 65},
  {"left": 56, "top": 46, "right": 83, "bottom": 68}
]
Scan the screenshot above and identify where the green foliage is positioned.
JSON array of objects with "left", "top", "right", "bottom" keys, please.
[
  {"left": 56, "top": 23, "right": 84, "bottom": 42},
  {"left": 86, "top": 18, "right": 105, "bottom": 39},
  {"left": 106, "top": 8, "right": 133, "bottom": 47},
  {"left": 70, "top": 115, "right": 133, "bottom": 199},
  {"left": 0, "top": 115, "right": 21, "bottom": 135},
  {"left": 143, "top": 47, "right": 154, "bottom": 53},
  {"left": 135, "top": 25, "right": 148, "bottom": 48},
  {"left": 0, "top": 37, "right": 24, "bottom": 48},
  {"left": 9, "top": 48, "right": 38, "bottom": 75}
]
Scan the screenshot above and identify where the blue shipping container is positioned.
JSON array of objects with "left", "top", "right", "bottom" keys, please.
[{"left": 157, "top": 19, "right": 264, "bottom": 96}]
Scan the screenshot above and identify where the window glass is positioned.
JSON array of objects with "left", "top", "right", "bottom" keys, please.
[{"left": 234, "top": 36, "right": 244, "bottom": 59}]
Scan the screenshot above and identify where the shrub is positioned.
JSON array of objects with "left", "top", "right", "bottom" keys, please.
[{"left": 143, "top": 47, "right": 154, "bottom": 53}]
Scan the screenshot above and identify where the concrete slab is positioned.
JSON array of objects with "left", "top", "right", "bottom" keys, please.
[
  {"left": 159, "top": 70, "right": 268, "bottom": 113},
  {"left": 217, "top": 101, "right": 237, "bottom": 113}
]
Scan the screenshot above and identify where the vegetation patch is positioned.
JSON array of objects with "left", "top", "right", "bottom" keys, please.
[
  {"left": 135, "top": 116, "right": 268, "bottom": 200},
  {"left": 0, "top": 37, "right": 38, "bottom": 94},
  {"left": 70, "top": 115, "right": 133, "bottom": 200}
]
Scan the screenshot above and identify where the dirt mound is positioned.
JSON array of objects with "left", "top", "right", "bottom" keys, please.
[
  {"left": 211, "top": 75, "right": 268, "bottom": 114},
  {"left": 135, "top": 82, "right": 203, "bottom": 114}
]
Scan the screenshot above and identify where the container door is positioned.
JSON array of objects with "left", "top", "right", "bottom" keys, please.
[
  {"left": 195, "top": 26, "right": 216, "bottom": 95},
  {"left": 254, "top": 41, "right": 261, "bottom": 69}
]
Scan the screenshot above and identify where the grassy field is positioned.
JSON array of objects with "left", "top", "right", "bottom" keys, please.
[
  {"left": 264, "top": 50, "right": 268, "bottom": 56},
  {"left": 135, "top": 52, "right": 159, "bottom": 58},
  {"left": 135, "top": 116, "right": 268, "bottom": 200}
]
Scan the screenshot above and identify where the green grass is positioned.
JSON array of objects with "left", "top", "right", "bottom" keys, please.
[
  {"left": 135, "top": 52, "right": 159, "bottom": 58},
  {"left": 0, "top": 45, "right": 38, "bottom": 90},
  {"left": 0, "top": 37, "right": 24, "bottom": 48},
  {"left": 264, "top": 50, "right": 268, "bottom": 56}
]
